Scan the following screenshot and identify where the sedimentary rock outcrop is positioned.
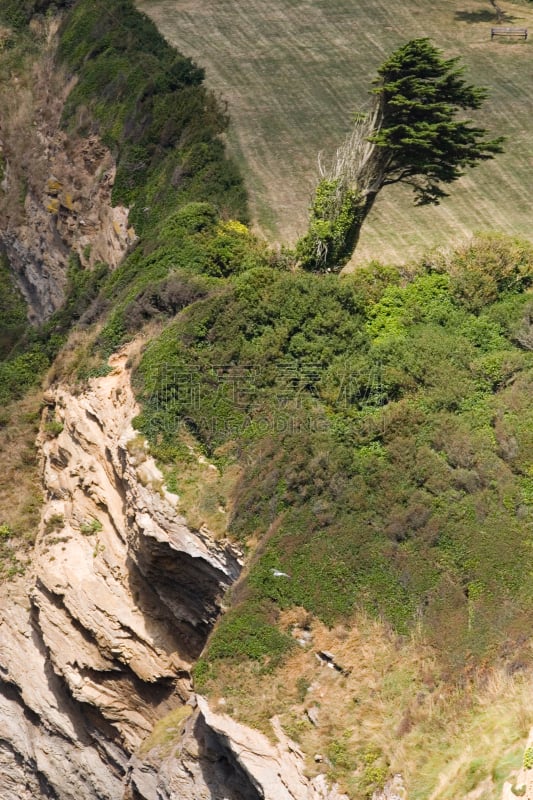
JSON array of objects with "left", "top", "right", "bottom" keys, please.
[
  {"left": 0, "top": 348, "right": 240, "bottom": 797},
  {"left": 128, "top": 695, "right": 349, "bottom": 800},
  {"left": 0, "top": 19, "right": 133, "bottom": 323},
  {"left": 0, "top": 346, "right": 348, "bottom": 799}
]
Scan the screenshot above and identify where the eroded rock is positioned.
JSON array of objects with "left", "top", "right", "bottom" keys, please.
[
  {"left": 0, "top": 347, "right": 241, "bottom": 797},
  {"left": 0, "top": 341, "right": 345, "bottom": 800},
  {"left": 128, "top": 695, "right": 349, "bottom": 800},
  {"left": 0, "top": 21, "right": 134, "bottom": 323}
]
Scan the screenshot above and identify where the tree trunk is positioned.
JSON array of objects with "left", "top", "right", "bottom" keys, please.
[
  {"left": 489, "top": 0, "right": 504, "bottom": 23},
  {"left": 335, "top": 191, "right": 379, "bottom": 270}
]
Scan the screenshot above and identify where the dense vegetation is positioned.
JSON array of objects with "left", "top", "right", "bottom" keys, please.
[
  {"left": 2, "top": 1, "right": 533, "bottom": 794},
  {"left": 0, "top": 0, "right": 251, "bottom": 398},
  {"left": 57, "top": 0, "right": 247, "bottom": 235},
  {"left": 0, "top": 0, "right": 71, "bottom": 30},
  {"left": 129, "top": 233, "right": 533, "bottom": 680},
  {"left": 3, "top": 0, "right": 532, "bottom": 683},
  {"left": 55, "top": 0, "right": 264, "bottom": 356},
  {"left": 0, "top": 255, "right": 27, "bottom": 360}
]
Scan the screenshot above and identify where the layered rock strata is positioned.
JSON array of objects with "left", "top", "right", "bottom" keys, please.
[
  {"left": 0, "top": 348, "right": 241, "bottom": 797},
  {"left": 0, "top": 346, "right": 348, "bottom": 799},
  {"left": 128, "top": 695, "right": 349, "bottom": 800}
]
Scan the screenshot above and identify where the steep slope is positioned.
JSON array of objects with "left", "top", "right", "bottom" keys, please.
[
  {"left": 0, "top": 344, "right": 238, "bottom": 796},
  {"left": 0, "top": 343, "right": 351, "bottom": 800},
  {"left": 137, "top": 0, "right": 533, "bottom": 265},
  {"left": 131, "top": 236, "right": 533, "bottom": 797},
  {"left": 0, "top": 6, "right": 350, "bottom": 797},
  {"left": 0, "top": 16, "right": 132, "bottom": 323},
  {"left": 2, "top": 2, "right": 533, "bottom": 799}
]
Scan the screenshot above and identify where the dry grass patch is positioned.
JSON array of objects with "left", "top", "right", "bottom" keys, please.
[
  {"left": 157, "top": 426, "right": 241, "bottom": 540},
  {"left": 139, "top": 704, "right": 193, "bottom": 756},
  {"left": 0, "top": 390, "right": 43, "bottom": 577},
  {"left": 44, "top": 324, "right": 108, "bottom": 387},
  {"left": 198, "top": 610, "right": 533, "bottom": 799}
]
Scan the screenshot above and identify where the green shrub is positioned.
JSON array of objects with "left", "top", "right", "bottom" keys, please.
[
  {"left": 44, "top": 514, "right": 65, "bottom": 535},
  {"left": 327, "top": 734, "right": 356, "bottom": 771},
  {"left": 80, "top": 518, "right": 103, "bottom": 535},
  {"left": 0, "top": 255, "right": 28, "bottom": 360},
  {"left": 0, "top": 348, "right": 50, "bottom": 405},
  {"left": 44, "top": 420, "right": 64, "bottom": 437},
  {"left": 295, "top": 178, "right": 364, "bottom": 272},
  {"left": 203, "top": 602, "right": 293, "bottom": 666},
  {"left": 0, "top": 524, "right": 12, "bottom": 539},
  {"left": 130, "top": 229, "right": 533, "bottom": 672},
  {"left": 158, "top": 202, "right": 218, "bottom": 241},
  {"left": 437, "top": 233, "right": 533, "bottom": 312},
  {"left": 0, "top": 0, "right": 61, "bottom": 29}
]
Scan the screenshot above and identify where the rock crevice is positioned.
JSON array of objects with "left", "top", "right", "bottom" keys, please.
[
  {"left": 0, "top": 347, "right": 347, "bottom": 799},
  {"left": 0, "top": 348, "right": 241, "bottom": 797}
]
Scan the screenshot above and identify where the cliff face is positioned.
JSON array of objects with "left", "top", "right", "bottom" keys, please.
[
  {"left": 0, "top": 16, "right": 348, "bottom": 797},
  {"left": 128, "top": 696, "right": 350, "bottom": 800},
  {"left": 0, "top": 344, "right": 235, "bottom": 797},
  {"left": 0, "top": 19, "right": 133, "bottom": 323},
  {"left": 0, "top": 345, "right": 349, "bottom": 800}
]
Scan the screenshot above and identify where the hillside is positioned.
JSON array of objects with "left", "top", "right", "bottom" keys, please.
[
  {"left": 1, "top": 2, "right": 533, "bottom": 800},
  {"left": 137, "top": 0, "right": 533, "bottom": 265}
]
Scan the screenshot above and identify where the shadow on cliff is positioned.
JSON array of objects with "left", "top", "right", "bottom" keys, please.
[
  {"left": 125, "top": 549, "right": 211, "bottom": 664},
  {"left": 124, "top": 520, "right": 240, "bottom": 664},
  {"left": 194, "top": 713, "right": 263, "bottom": 800}
]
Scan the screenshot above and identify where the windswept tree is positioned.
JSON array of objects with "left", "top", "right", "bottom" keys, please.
[{"left": 296, "top": 38, "right": 504, "bottom": 272}]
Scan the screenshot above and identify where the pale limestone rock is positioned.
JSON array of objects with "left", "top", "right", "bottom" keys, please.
[
  {"left": 0, "top": 338, "right": 347, "bottom": 800},
  {"left": 312, "top": 774, "right": 351, "bottom": 800},
  {"left": 196, "top": 698, "right": 310, "bottom": 800},
  {"left": 0, "top": 347, "right": 241, "bottom": 797},
  {"left": 372, "top": 774, "right": 407, "bottom": 800},
  {"left": 174, "top": 697, "right": 348, "bottom": 800},
  {"left": 127, "top": 695, "right": 348, "bottom": 800},
  {"left": 0, "top": 581, "right": 125, "bottom": 800}
]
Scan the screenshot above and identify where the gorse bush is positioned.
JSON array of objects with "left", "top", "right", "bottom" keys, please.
[{"left": 433, "top": 233, "right": 533, "bottom": 312}]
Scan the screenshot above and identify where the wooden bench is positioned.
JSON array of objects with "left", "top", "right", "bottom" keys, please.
[{"left": 491, "top": 27, "right": 528, "bottom": 39}]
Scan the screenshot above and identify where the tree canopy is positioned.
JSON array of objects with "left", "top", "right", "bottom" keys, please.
[
  {"left": 297, "top": 38, "right": 504, "bottom": 272},
  {"left": 369, "top": 38, "right": 504, "bottom": 205}
]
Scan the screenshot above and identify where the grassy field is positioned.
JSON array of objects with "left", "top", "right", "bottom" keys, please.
[{"left": 136, "top": 0, "right": 533, "bottom": 266}]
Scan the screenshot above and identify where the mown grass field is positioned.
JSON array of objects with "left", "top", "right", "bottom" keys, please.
[{"left": 137, "top": 0, "right": 533, "bottom": 266}]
